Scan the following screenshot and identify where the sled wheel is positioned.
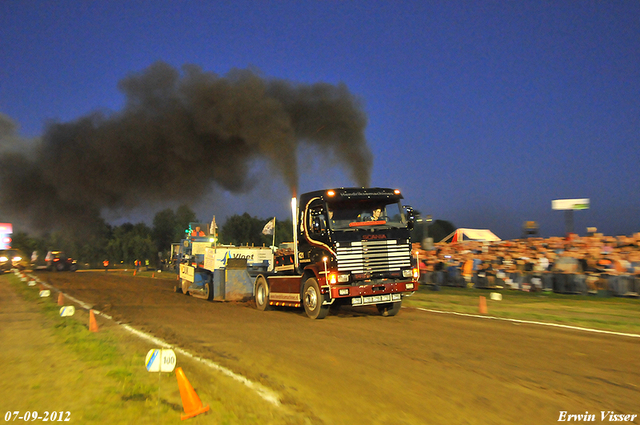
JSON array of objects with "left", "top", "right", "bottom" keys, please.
[
  {"left": 181, "top": 279, "right": 191, "bottom": 295},
  {"left": 203, "top": 279, "right": 213, "bottom": 301}
]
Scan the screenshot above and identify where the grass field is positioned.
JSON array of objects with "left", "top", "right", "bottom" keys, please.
[
  {"left": 404, "top": 285, "right": 640, "bottom": 335},
  {"left": 0, "top": 273, "right": 305, "bottom": 424}
]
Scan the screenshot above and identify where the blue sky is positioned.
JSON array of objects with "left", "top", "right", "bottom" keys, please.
[{"left": 1, "top": 1, "right": 639, "bottom": 239}]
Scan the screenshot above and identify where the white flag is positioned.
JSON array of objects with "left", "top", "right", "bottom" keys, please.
[
  {"left": 262, "top": 217, "right": 275, "bottom": 235},
  {"left": 210, "top": 215, "right": 217, "bottom": 235}
]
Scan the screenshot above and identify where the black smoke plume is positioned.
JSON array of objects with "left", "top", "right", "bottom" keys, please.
[{"left": 0, "top": 62, "right": 372, "bottom": 232}]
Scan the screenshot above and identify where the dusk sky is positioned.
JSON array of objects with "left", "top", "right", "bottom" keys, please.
[{"left": 1, "top": 1, "right": 639, "bottom": 240}]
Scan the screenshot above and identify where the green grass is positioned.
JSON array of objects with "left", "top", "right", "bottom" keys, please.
[
  {"left": 404, "top": 285, "right": 640, "bottom": 334},
  {"left": 2, "top": 272, "right": 309, "bottom": 424},
  {"left": 4, "top": 273, "right": 183, "bottom": 423}
]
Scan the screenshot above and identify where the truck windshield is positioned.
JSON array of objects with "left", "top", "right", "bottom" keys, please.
[{"left": 326, "top": 200, "right": 406, "bottom": 230}]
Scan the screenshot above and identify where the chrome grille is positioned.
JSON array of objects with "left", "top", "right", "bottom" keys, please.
[{"left": 336, "top": 240, "right": 411, "bottom": 273}]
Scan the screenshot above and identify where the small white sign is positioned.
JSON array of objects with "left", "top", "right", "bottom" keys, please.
[
  {"left": 145, "top": 348, "right": 176, "bottom": 373},
  {"left": 39, "top": 289, "right": 51, "bottom": 298},
  {"left": 59, "top": 306, "right": 75, "bottom": 317},
  {"left": 27, "top": 280, "right": 36, "bottom": 287}
]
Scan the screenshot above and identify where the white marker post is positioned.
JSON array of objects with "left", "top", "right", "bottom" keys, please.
[{"left": 145, "top": 348, "right": 177, "bottom": 415}]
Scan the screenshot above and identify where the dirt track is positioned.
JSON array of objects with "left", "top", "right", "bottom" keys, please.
[{"left": 41, "top": 271, "right": 639, "bottom": 425}]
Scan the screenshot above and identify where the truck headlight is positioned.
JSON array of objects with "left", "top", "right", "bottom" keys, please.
[
  {"left": 406, "top": 283, "right": 415, "bottom": 290},
  {"left": 402, "top": 269, "right": 412, "bottom": 278},
  {"left": 337, "top": 274, "right": 350, "bottom": 283}
]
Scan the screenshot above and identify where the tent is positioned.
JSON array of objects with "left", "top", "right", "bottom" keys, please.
[{"left": 442, "top": 228, "right": 501, "bottom": 243}]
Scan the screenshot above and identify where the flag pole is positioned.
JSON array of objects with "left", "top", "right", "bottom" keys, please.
[{"left": 272, "top": 217, "right": 276, "bottom": 249}]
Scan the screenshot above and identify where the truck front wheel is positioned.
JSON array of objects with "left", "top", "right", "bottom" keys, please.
[
  {"left": 255, "top": 276, "right": 272, "bottom": 311},
  {"left": 303, "top": 278, "right": 329, "bottom": 320},
  {"left": 377, "top": 300, "right": 402, "bottom": 317}
]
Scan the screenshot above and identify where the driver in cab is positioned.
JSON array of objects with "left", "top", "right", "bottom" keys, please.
[
  {"left": 371, "top": 208, "right": 383, "bottom": 221},
  {"left": 359, "top": 208, "right": 384, "bottom": 222}
]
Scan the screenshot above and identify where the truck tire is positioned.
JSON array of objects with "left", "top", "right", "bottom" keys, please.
[
  {"left": 303, "top": 277, "right": 329, "bottom": 319},
  {"left": 254, "top": 276, "right": 272, "bottom": 311},
  {"left": 69, "top": 264, "right": 77, "bottom": 272},
  {"left": 56, "top": 262, "right": 65, "bottom": 272},
  {"left": 203, "top": 279, "right": 213, "bottom": 301},
  {"left": 377, "top": 300, "right": 402, "bottom": 317}
]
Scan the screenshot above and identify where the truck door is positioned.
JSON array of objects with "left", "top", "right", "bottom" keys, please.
[{"left": 301, "top": 199, "right": 332, "bottom": 264}]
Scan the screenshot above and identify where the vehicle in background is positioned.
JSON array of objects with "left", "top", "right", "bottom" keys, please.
[
  {"left": 0, "top": 249, "right": 29, "bottom": 272},
  {"left": 45, "top": 251, "right": 78, "bottom": 272},
  {"left": 0, "top": 223, "right": 13, "bottom": 250}
]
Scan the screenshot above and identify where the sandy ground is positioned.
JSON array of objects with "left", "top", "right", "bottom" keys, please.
[{"left": 34, "top": 271, "right": 640, "bottom": 425}]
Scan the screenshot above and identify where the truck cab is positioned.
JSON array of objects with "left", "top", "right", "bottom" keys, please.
[{"left": 263, "top": 188, "right": 419, "bottom": 318}]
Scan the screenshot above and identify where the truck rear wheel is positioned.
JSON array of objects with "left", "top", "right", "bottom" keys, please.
[
  {"left": 303, "top": 277, "right": 329, "bottom": 319},
  {"left": 377, "top": 300, "right": 402, "bottom": 317},
  {"left": 255, "top": 276, "right": 271, "bottom": 311}
]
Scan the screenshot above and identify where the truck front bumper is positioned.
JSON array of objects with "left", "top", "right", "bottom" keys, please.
[
  {"left": 351, "top": 292, "right": 402, "bottom": 306},
  {"left": 328, "top": 280, "right": 418, "bottom": 303}
]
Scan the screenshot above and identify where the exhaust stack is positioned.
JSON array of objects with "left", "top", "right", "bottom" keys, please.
[{"left": 291, "top": 197, "right": 299, "bottom": 271}]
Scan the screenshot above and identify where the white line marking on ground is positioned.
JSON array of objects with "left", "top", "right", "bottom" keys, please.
[
  {"left": 29, "top": 273, "right": 281, "bottom": 406},
  {"left": 416, "top": 307, "right": 640, "bottom": 339}
]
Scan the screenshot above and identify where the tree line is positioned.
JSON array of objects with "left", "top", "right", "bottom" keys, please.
[{"left": 10, "top": 205, "right": 293, "bottom": 269}]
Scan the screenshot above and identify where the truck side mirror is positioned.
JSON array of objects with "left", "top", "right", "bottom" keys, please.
[
  {"left": 404, "top": 205, "right": 415, "bottom": 230},
  {"left": 312, "top": 216, "right": 325, "bottom": 233}
]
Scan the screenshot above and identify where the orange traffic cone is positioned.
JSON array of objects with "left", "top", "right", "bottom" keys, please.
[
  {"left": 57, "top": 292, "right": 64, "bottom": 306},
  {"left": 175, "top": 367, "right": 210, "bottom": 420},
  {"left": 89, "top": 310, "right": 99, "bottom": 332},
  {"left": 152, "top": 272, "right": 155, "bottom": 278},
  {"left": 479, "top": 296, "right": 488, "bottom": 314}
]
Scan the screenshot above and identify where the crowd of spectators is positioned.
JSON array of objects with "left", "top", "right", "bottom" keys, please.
[{"left": 414, "top": 233, "right": 640, "bottom": 297}]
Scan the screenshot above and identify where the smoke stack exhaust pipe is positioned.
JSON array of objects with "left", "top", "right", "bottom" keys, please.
[{"left": 291, "top": 197, "right": 299, "bottom": 271}]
